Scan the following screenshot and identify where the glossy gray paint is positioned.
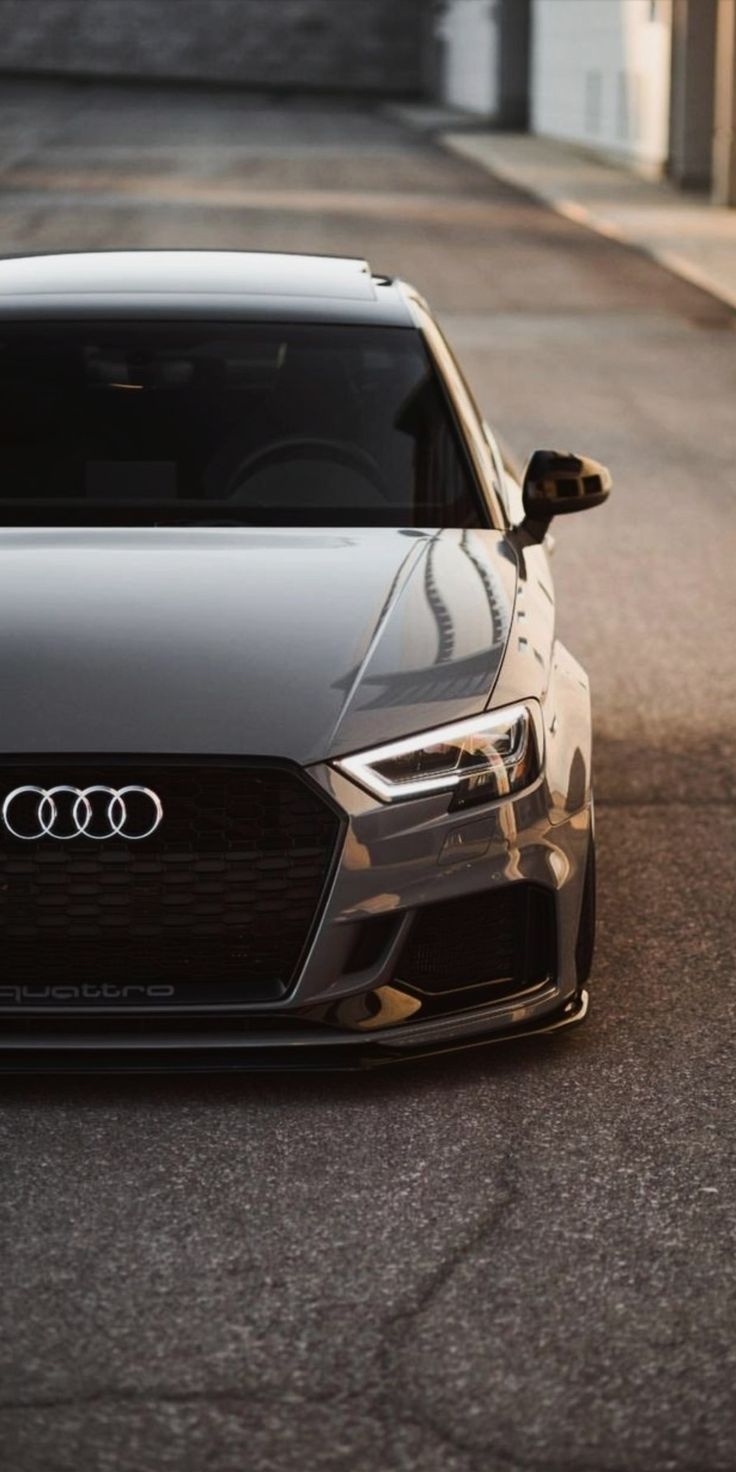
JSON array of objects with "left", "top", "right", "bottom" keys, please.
[
  {"left": 0, "top": 251, "right": 377, "bottom": 298},
  {"left": 0, "top": 250, "right": 597, "bottom": 1063},
  {"left": 0, "top": 250, "right": 414, "bottom": 325},
  {"left": 0, "top": 527, "right": 517, "bottom": 760}
]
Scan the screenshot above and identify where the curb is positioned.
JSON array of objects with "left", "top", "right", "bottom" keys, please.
[{"left": 439, "top": 131, "right": 736, "bottom": 317}]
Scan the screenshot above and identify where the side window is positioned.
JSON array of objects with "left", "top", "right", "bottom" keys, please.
[{"left": 411, "top": 302, "right": 507, "bottom": 529}]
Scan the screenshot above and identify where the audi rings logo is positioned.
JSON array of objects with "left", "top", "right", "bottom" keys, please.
[{"left": 1, "top": 785, "right": 164, "bottom": 842}]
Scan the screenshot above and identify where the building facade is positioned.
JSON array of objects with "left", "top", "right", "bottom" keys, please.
[
  {"left": 434, "top": 0, "right": 529, "bottom": 126},
  {"left": 530, "top": 0, "right": 672, "bottom": 176},
  {"left": 0, "top": 0, "right": 431, "bottom": 96},
  {"left": 435, "top": 0, "right": 736, "bottom": 205}
]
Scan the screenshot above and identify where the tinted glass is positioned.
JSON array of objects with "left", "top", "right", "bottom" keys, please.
[{"left": 0, "top": 323, "right": 487, "bottom": 527}]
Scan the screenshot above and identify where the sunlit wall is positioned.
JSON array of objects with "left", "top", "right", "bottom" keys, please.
[{"left": 531, "top": 0, "right": 673, "bottom": 174}]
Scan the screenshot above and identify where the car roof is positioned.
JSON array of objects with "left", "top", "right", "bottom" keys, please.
[{"left": 0, "top": 250, "right": 416, "bottom": 326}]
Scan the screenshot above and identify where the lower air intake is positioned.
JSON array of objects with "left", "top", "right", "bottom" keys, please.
[{"left": 395, "top": 884, "right": 555, "bottom": 996}]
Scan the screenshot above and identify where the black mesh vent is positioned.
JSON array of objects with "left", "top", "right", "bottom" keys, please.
[
  {"left": 395, "top": 885, "right": 555, "bottom": 996},
  {"left": 0, "top": 763, "right": 342, "bottom": 1006}
]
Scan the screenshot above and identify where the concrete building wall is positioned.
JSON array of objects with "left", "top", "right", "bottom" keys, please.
[
  {"left": 435, "top": 0, "right": 529, "bottom": 123},
  {"left": 439, "top": 0, "right": 500, "bottom": 115},
  {"left": 713, "top": 0, "right": 736, "bottom": 204},
  {"left": 0, "top": 0, "right": 428, "bottom": 95},
  {"left": 669, "top": 0, "right": 718, "bottom": 189},
  {"left": 530, "top": 0, "right": 673, "bottom": 174}
]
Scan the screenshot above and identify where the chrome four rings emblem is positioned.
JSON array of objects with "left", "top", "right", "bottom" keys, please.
[{"left": 1, "top": 786, "right": 164, "bottom": 842}]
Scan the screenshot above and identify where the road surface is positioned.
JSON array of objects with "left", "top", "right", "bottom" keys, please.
[{"left": 0, "top": 80, "right": 734, "bottom": 1472}]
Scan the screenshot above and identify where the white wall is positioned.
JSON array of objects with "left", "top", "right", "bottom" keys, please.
[
  {"left": 438, "top": 0, "right": 501, "bottom": 116},
  {"left": 531, "top": 0, "right": 673, "bottom": 173}
]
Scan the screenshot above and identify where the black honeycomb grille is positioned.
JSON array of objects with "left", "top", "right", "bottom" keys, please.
[
  {"left": 0, "top": 763, "right": 342, "bottom": 1006},
  {"left": 395, "top": 885, "right": 555, "bottom": 997}
]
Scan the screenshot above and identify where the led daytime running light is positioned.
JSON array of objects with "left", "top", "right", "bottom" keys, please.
[{"left": 336, "top": 703, "right": 538, "bottom": 803}]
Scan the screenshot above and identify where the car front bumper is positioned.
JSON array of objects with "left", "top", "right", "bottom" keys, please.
[
  {"left": 0, "top": 990, "right": 588, "bottom": 1073},
  {"left": 0, "top": 753, "right": 593, "bottom": 1072}
]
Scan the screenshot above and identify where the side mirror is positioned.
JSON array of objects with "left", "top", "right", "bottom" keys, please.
[{"left": 522, "top": 449, "right": 612, "bottom": 533}]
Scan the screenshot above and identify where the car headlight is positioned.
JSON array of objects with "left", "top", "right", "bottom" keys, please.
[{"left": 335, "top": 703, "right": 540, "bottom": 804}]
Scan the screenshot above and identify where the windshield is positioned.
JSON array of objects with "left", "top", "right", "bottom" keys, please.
[{"left": 0, "top": 322, "right": 487, "bottom": 528}]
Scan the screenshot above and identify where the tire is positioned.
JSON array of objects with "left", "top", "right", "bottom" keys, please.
[{"left": 574, "top": 831, "right": 596, "bottom": 989}]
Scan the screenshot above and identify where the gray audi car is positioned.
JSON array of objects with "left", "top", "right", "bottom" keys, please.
[{"left": 0, "top": 250, "right": 610, "bottom": 1070}]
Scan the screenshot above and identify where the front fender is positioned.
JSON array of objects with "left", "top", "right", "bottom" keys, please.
[{"left": 543, "top": 640, "right": 592, "bottom": 825}]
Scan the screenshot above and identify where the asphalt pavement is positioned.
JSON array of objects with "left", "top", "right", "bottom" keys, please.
[{"left": 0, "top": 80, "right": 735, "bottom": 1472}]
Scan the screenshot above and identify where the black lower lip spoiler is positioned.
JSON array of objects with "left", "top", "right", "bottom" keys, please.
[{"left": 0, "top": 991, "right": 588, "bottom": 1074}]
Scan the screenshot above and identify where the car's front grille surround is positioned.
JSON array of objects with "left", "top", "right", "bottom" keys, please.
[{"left": 0, "top": 758, "right": 344, "bottom": 1007}]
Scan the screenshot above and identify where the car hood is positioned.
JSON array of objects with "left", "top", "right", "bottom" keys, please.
[{"left": 0, "top": 527, "right": 518, "bottom": 762}]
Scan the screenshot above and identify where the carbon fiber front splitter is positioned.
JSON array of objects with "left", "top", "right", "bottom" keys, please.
[{"left": 0, "top": 989, "right": 588, "bottom": 1073}]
